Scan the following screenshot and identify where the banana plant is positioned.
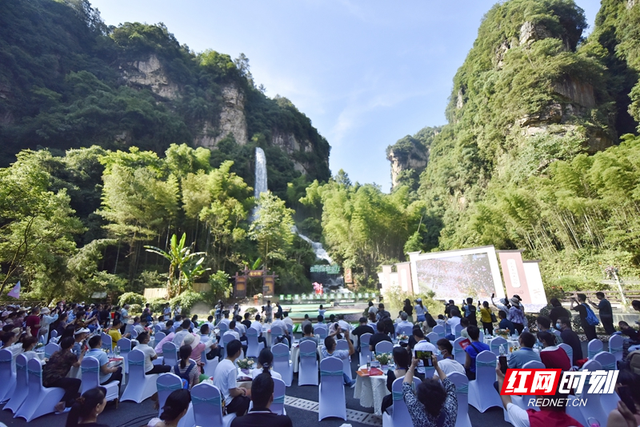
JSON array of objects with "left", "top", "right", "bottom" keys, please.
[{"left": 145, "top": 233, "right": 210, "bottom": 298}]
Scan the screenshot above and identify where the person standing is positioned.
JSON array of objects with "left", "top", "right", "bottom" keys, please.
[
  {"left": 403, "top": 299, "right": 414, "bottom": 323},
  {"left": 548, "top": 298, "right": 571, "bottom": 326},
  {"left": 263, "top": 301, "right": 273, "bottom": 324},
  {"left": 590, "top": 292, "right": 614, "bottom": 335},
  {"left": 479, "top": 301, "right": 493, "bottom": 335},
  {"left": 508, "top": 298, "right": 526, "bottom": 334},
  {"left": 571, "top": 293, "right": 598, "bottom": 341},
  {"left": 462, "top": 298, "right": 478, "bottom": 327},
  {"left": 414, "top": 299, "right": 427, "bottom": 323}
]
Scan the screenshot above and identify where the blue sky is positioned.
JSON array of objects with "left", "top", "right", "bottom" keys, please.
[{"left": 91, "top": 0, "right": 602, "bottom": 192}]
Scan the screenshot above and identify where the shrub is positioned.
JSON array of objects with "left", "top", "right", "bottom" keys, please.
[
  {"left": 118, "top": 292, "right": 145, "bottom": 307},
  {"left": 170, "top": 290, "right": 205, "bottom": 315},
  {"left": 129, "top": 304, "right": 142, "bottom": 315},
  {"left": 148, "top": 298, "right": 167, "bottom": 314}
]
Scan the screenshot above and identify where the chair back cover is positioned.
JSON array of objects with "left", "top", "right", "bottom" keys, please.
[
  {"left": 246, "top": 327, "right": 262, "bottom": 358},
  {"left": 608, "top": 335, "right": 623, "bottom": 361},
  {"left": 576, "top": 359, "right": 608, "bottom": 426},
  {"left": 588, "top": 338, "right": 603, "bottom": 359},
  {"left": 397, "top": 324, "right": 414, "bottom": 337},
  {"left": 490, "top": 337, "right": 507, "bottom": 356},
  {"left": 454, "top": 324, "right": 463, "bottom": 338},
  {"left": 432, "top": 325, "right": 445, "bottom": 338},
  {"left": 44, "top": 342, "right": 60, "bottom": 359},
  {"left": 559, "top": 343, "right": 573, "bottom": 364},
  {"left": 359, "top": 333, "right": 373, "bottom": 365},
  {"left": 453, "top": 337, "right": 467, "bottom": 365},
  {"left": 101, "top": 332, "right": 112, "bottom": 352},
  {"left": 389, "top": 377, "right": 422, "bottom": 426},
  {"left": 594, "top": 351, "right": 617, "bottom": 371},
  {"left": 447, "top": 372, "right": 471, "bottom": 427},
  {"left": 271, "top": 378, "right": 287, "bottom": 415},
  {"left": 163, "top": 341, "right": 179, "bottom": 367},
  {"left": 191, "top": 382, "right": 224, "bottom": 426},
  {"left": 157, "top": 373, "right": 183, "bottom": 417},
  {"left": 4, "top": 354, "right": 28, "bottom": 413},
  {"left": 314, "top": 324, "right": 328, "bottom": 339},
  {"left": 81, "top": 356, "right": 101, "bottom": 393},
  {"left": 155, "top": 331, "right": 166, "bottom": 343},
  {"left": 272, "top": 343, "right": 292, "bottom": 386},
  {"left": 298, "top": 340, "right": 319, "bottom": 386},
  {"left": 0, "top": 348, "right": 15, "bottom": 401},
  {"left": 318, "top": 356, "right": 345, "bottom": 421},
  {"left": 271, "top": 325, "right": 283, "bottom": 336},
  {"left": 218, "top": 323, "right": 229, "bottom": 334},
  {"left": 375, "top": 340, "right": 393, "bottom": 355}
]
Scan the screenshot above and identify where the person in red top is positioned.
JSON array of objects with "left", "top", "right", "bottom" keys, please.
[
  {"left": 496, "top": 365, "right": 583, "bottom": 427},
  {"left": 25, "top": 307, "right": 41, "bottom": 337},
  {"left": 537, "top": 331, "right": 571, "bottom": 371}
]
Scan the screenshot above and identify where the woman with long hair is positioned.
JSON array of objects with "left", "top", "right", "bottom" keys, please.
[
  {"left": 65, "top": 387, "right": 107, "bottom": 427},
  {"left": 251, "top": 348, "right": 282, "bottom": 380},
  {"left": 174, "top": 344, "right": 198, "bottom": 389},
  {"left": 150, "top": 389, "right": 190, "bottom": 427}
]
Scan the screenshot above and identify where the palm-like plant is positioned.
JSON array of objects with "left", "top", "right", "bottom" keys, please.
[{"left": 145, "top": 233, "right": 209, "bottom": 298}]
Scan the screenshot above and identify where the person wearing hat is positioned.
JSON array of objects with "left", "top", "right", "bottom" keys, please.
[
  {"left": 137, "top": 332, "right": 171, "bottom": 375},
  {"left": 38, "top": 307, "right": 59, "bottom": 344},
  {"left": 414, "top": 298, "right": 427, "bottom": 323},
  {"left": 72, "top": 327, "right": 90, "bottom": 357},
  {"left": 508, "top": 297, "right": 526, "bottom": 335}
]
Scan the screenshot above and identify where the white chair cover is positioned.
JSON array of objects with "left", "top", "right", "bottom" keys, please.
[
  {"left": 117, "top": 337, "right": 132, "bottom": 375},
  {"left": 592, "top": 353, "right": 620, "bottom": 414},
  {"left": 81, "top": 356, "right": 120, "bottom": 402},
  {"left": 191, "top": 382, "right": 235, "bottom": 427},
  {"left": 453, "top": 337, "right": 467, "bottom": 365},
  {"left": 432, "top": 325, "right": 445, "bottom": 339},
  {"left": 203, "top": 350, "right": 219, "bottom": 377},
  {"left": 14, "top": 358, "right": 65, "bottom": 422},
  {"left": 489, "top": 337, "right": 507, "bottom": 356},
  {"left": 271, "top": 325, "right": 284, "bottom": 337},
  {"left": 50, "top": 330, "right": 58, "bottom": 339},
  {"left": 335, "top": 339, "right": 352, "bottom": 381},
  {"left": 120, "top": 349, "right": 158, "bottom": 403},
  {"left": 587, "top": 339, "right": 603, "bottom": 359},
  {"left": 375, "top": 341, "right": 393, "bottom": 355},
  {"left": 608, "top": 334, "right": 623, "bottom": 361},
  {"left": 44, "top": 342, "right": 60, "bottom": 359},
  {"left": 272, "top": 343, "right": 293, "bottom": 387},
  {"left": 426, "top": 332, "right": 440, "bottom": 344},
  {"left": 314, "top": 325, "right": 328, "bottom": 339},
  {"left": 359, "top": 333, "right": 373, "bottom": 366},
  {"left": 156, "top": 373, "right": 183, "bottom": 416},
  {"left": 130, "top": 328, "right": 139, "bottom": 339},
  {"left": 4, "top": 353, "right": 27, "bottom": 413},
  {"left": 558, "top": 343, "right": 574, "bottom": 366},
  {"left": 454, "top": 324, "right": 463, "bottom": 338},
  {"left": 286, "top": 323, "right": 293, "bottom": 336},
  {"left": 571, "top": 359, "right": 608, "bottom": 427},
  {"left": 155, "top": 331, "right": 166, "bottom": 343},
  {"left": 318, "top": 356, "right": 346, "bottom": 421},
  {"left": 382, "top": 377, "right": 422, "bottom": 427},
  {"left": 101, "top": 332, "right": 112, "bottom": 353},
  {"left": 0, "top": 348, "right": 16, "bottom": 403},
  {"left": 153, "top": 324, "right": 161, "bottom": 333},
  {"left": 245, "top": 328, "right": 264, "bottom": 358},
  {"left": 447, "top": 372, "right": 471, "bottom": 427},
  {"left": 163, "top": 341, "right": 179, "bottom": 368},
  {"left": 397, "top": 325, "right": 413, "bottom": 337},
  {"left": 468, "top": 350, "right": 502, "bottom": 413},
  {"left": 298, "top": 340, "right": 319, "bottom": 386},
  {"left": 509, "top": 360, "right": 545, "bottom": 413},
  {"left": 271, "top": 377, "right": 287, "bottom": 415}
]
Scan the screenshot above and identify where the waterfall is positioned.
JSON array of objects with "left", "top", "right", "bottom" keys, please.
[
  {"left": 254, "top": 147, "right": 268, "bottom": 200},
  {"left": 293, "top": 226, "right": 334, "bottom": 264}
]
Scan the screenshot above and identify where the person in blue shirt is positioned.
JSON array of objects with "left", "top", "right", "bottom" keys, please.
[
  {"left": 497, "top": 310, "right": 516, "bottom": 335},
  {"left": 507, "top": 331, "right": 542, "bottom": 368},
  {"left": 86, "top": 335, "right": 122, "bottom": 386},
  {"left": 464, "top": 325, "right": 490, "bottom": 380}
]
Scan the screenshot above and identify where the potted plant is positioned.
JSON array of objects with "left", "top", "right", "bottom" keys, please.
[
  {"left": 236, "top": 358, "right": 254, "bottom": 375},
  {"left": 375, "top": 352, "right": 391, "bottom": 370}
]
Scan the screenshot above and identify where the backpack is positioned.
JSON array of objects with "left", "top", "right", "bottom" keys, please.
[
  {"left": 583, "top": 304, "right": 600, "bottom": 326},
  {"left": 174, "top": 361, "right": 196, "bottom": 386}
]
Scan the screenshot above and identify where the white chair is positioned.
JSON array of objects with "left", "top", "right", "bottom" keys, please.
[
  {"left": 14, "top": 358, "right": 65, "bottom": 422},
  {"left": 587, "top": 339, "right": 603, "bottom": 359},
  {"left": 454, "top": 324, "right": 463, "bottom": 338},
  {"left": 506, "top": 360, "right": 545, "bottom": 417},
  {"left": 432, "top": 325, "right": 445, "bottom": 339},
  {"left": 191, "top": 382, "right": 235, "bottom": 427},
  {"left": 447, "top": 372, "right": 471, "bottom": 427},
  {"left": 44, "top": 342, "right": 60, "bottom": 359},
  {"left": 453, "top": 337, "right": 467, "bottom": 365},
  {"left": 155, "top": 331, "right": 166, "bottom": 343},
  {"left": 359, "top": 333, "right": 373, "bottom": 365},
  {"left": 50, "top": 329, "right": 58, "bottom": 339},
  {"left": 4, "top": 354, "right": 28, "bottom": 413},
  {"left": 163, "top": 341, "right": 179, "bottom": 368},
  {"left": 286, "top": 323, "right": 293, "bottom": 336},
  {"left": 298, "top": 340, "right": 319, "bottom": 386},
  {"left": 468, "top": 350, "right": 502, "bottom": 413},
  {"left": 426, "top": 332, "right": 440, "bottom": 344},
  {"left": 245, "top": 328, "right": 264, "bottom": 358},
  {"left": 573, "top": 359, "right": 608, "bottom": 427},
  {"left": 271, "top": 377, "right": 287, "bottom": 415},
  {"left": 81, "top": 356, "right": 120, "bottom": 403},
  {"left": 593, "top": 352, "right": 620, "bottom": 413},
  {"left": 559, "top": 343, "right": 574, "bottom": 366},
  {"left": 375, "top": 340, "right": 393, "bottom": 355},
  {"left": 156, "top": 373, "right": 183, "bottom": 416},
  {"left": 272, "top": 343, "right": 293, "bottom": 387},
  {"left": 336, "top": 339, "right": 352, "bottom": 381},
  {"left": 314, "top": 324, "right": 328, "bottom": 339},
  {"left": 271, "top": 326, "right": 289, "bottom": 347},
  {"left": 0, "top": 349, "right": 16, "bottom": 403},
  {"left": 397, "top": 324, "right": 414, "bottom": 337},
  {"left": 101, "top": 332, "right": 113, "bottom": 353},
  {"left": 382, "top": 377, "right": 422, "bottom": 427},
  {"left": 203, "top": 350, "right": 219, "bottom": 378},
  {"left": 489, "top": 337, "right": 507, "bottom": 356},
  {"left": 318, "top": 356, "right": 346, "bottom": 421},
  {"left": 120, "top": 349, "right": 158, "bottom": 403},
  {"left": 117, "top": 337, "right": 132, "bottom": 376},
  {"left": 608, "top": 334, "right": 623, "bottom": 362}
]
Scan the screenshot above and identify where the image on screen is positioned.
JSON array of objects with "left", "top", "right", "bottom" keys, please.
[{"left": 414, "top": 252, "right": 498, "bottom": 301}]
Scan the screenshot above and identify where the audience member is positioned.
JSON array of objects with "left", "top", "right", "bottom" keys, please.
[
  {"left": 537, "top": 331, "right": 571, "bottom": 371},
  {"left": 558, "top": 317, "right": 583, "bottom": 364},
  {"left": 65, "top": 386, "right": 108, "bottom": 427},
  {"left": 321, "top": 332, "right": 356, "bottom": 387},
  {"left": 381, "top": 347, "right": 411, "bottom": 414},
  {"left": 250, "top": 348, "right": 282, "bottom": 380},
  {"left": 43, "top": 336, "right": 84, "bottom": 413},
  {"left": 231, "top": 368, "right": 293, "bottom": 427},
  {"left": 464, "top": 325, "right": 490, "bottom": 380},
  {"left": 508, "top": 332, "right": 541, "bottom": 369},
  {"left": 137, "top": 332, "right": 171, "bottom": 375},
  {"left": 213, "top": 339, "right": 251, "bottom": 416}
]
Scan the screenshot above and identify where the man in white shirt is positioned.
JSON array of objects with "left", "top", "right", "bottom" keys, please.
[
  {"left": 412, "top": 328, "right": 438, "bottom": 353},
  {"left": 136, "top": 332, "right": 171, "bottom": 375},
  {"left": 283, "top": 311, "right": 294, "bottom": 329},
  {"left": 446, "top": 308, "right": 462, "bottom": 332},
  {"left": 270, "top": 313, "right": 290, "bottom": 347},
  {"left": 433, "top": 338, "right": 465, "bottom": 378},
  {"left": 319, "top": 331, "right": 356, "bottom": 387},
  {"left": 213, "top": 339, "right": 250, "bottom": 416},
  {"left": 223, "top": 320, "right": 240, "bottom": 340},
  {"left": 394, "top": 312, "right": 413, "bottom": 335}
]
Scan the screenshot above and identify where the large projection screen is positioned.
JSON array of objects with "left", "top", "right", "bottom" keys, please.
[{"left": 409, "top": 246, "right": 506, "bottom": 302}]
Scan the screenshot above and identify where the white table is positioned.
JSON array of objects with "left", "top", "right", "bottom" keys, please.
[{"left": 353, "top": 365, "right": 389, "bottom": 416}]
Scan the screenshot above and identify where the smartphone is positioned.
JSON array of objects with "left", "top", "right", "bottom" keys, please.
[
  {"left": 499, "top": 355, "right": 508, "bottom": 374},
  {"left": 491, "top": 293, "right": 495, "bottom": 299},
  {"left": 415, "top": 350, "right": 433, "bottom": 367},
  {"left": 618, "top": 386, "right": 637, "bottom": 414}
]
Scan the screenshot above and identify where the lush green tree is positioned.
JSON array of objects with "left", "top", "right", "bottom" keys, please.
[{"left": 249, "top": 192, "right": 295, "bottom": 271}]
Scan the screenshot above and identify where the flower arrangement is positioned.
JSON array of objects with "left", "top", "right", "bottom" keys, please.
[
  {"left": 35, "top": 342, "right": 44, "bottom": 349},
  {"left": 375, "top": 353, "right": 391, "bottom": 366},
  {"left": 236, "top": 358, "right": 254, "bottom": 370},
  {"left": 397, "top": 334, "right": 409, "bottom": 341},
  {"left": 495, "top": 329, "right": 509, "bottom": 338}
]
